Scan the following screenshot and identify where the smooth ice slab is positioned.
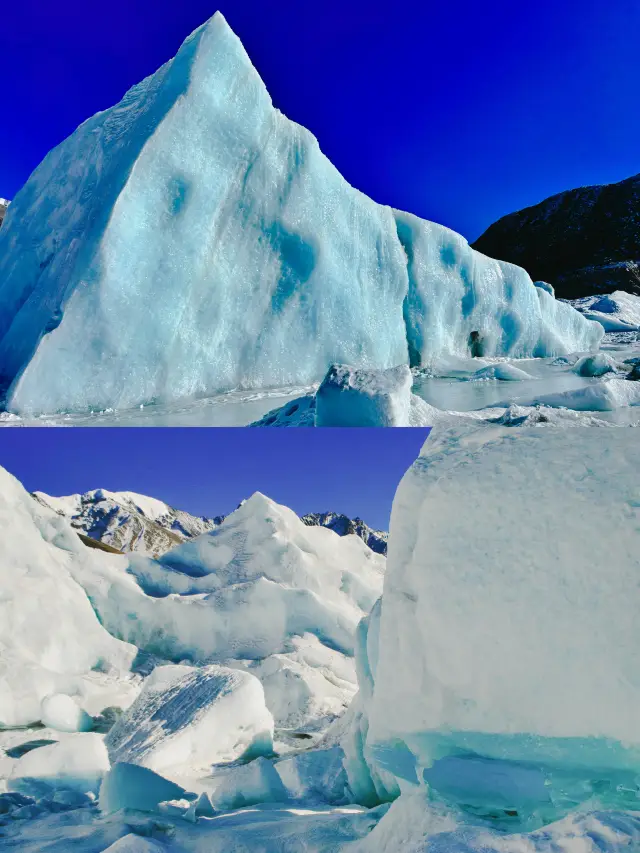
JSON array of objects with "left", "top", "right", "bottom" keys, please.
[
  {"left": 0, "top": 14, "right": 600, "bottom": 415},
  {"left": 366, "top": 426, "right": 640, "bottom": 817},
  {"left": 99, "top": 762, "right": 187, "bottom": 814}
]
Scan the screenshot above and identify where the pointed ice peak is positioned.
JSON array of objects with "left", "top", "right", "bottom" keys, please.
[{"left": 229, "top": 491, "right": 295, "bottom": 524}]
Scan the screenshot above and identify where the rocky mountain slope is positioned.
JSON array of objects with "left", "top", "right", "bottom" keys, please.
[
  {"left": 302, "top": 512, "right": 388, "bottom": 555},
  {"left": 0, "top": 198, "right": 9, "bottom": 227},
  {"left": 34, "top": 488, "right": 388, "bottom": 557},
  {"left": 472, "top": 173, "right": 640, "bottom": 299},
  {"left": 33, "top": 489, "right": 223, "bottom": 557}
]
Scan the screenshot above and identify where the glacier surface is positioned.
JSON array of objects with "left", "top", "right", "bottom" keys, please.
[
  {"left": 2, "top": 427, "right": 640, "bottom": 852},
  {"left": 0, "top": 13, "right": 601, "bottom": 415},
  {"left": 0, "top": 467, "right": 384, "bottom": 741}
]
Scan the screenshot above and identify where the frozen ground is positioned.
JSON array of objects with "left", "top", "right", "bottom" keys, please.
[
  {"left": 0, "top": 386, "right": 313, "bottom": 427},
  {"left": 0, "top": 333, "right": 636, "bottom": 427},
  {"left": 2, "top": 270, "right": 637, "bottom": 429}
]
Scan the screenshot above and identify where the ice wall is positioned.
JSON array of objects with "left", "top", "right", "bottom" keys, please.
[
  {"left": 0, "top": 14, "right": 601, "bottom": 415},
  {"left": 364, "top": 426, "right": 640, "bottom": 822},
  {"left": 396, "top": 211, "right": 603, "bottom": 363}
]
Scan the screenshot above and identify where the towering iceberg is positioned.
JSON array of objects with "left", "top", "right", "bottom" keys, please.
[
  {"left": 354, "top": 426, "right": 640, "bottom": 825},
  {"left": 0, "top": 14, "right": 601, "bottom": 415}
]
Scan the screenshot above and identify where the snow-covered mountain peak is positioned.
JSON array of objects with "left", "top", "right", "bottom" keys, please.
[
  {"left": 159, "top": 494, "right": 385, "bottom": 616},
  {"left": 34, "top": 488, "right": 222, "bottom": 557},
  {"left": 302, "top": 511, "right": 388, "bottom": 555}
]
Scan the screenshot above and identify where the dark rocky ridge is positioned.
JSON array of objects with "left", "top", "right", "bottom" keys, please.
[
  {"left": 472, "top": 173, "right": 640, "bottom": 299},
  {"left": 302, "top": 511, "right": 388, "bottom": 555}
]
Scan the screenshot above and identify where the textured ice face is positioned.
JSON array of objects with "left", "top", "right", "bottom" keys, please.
[
  {"left": 105, "top": 664, "right": 274, "bottom": 778},
  {"left": 0, "top": 14, "right": 601, "bottom": 415},
  {"left": 315, "top": 364, "right": 413, "bottom": 427},
  {"left": 364, "top": 426, "right": 640, "bottom": 823},
  {"left": 0, "top": 13, "right": 408, "bottom": 415},
  {"left": 396, "top": 211, "right": 602, "bottom": 364}
]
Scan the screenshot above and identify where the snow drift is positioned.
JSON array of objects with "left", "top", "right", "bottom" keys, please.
[
  {"left": 0, "top": 13, "right": 600, "bottom": 415},
  {"left": 570, "top": 291, "right": 640, "bottom": 332},
  {"left": 0, "top": 463, "right": 384, "bottom": 736},
  {"left": 0, "top": 466, "right": 136, "bottom": 727}
]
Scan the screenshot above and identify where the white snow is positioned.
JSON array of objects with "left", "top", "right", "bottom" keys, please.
[
  {"left": 570, "top": 291, "right": 640, "bottom": 331},
  {"left": 239, "top": 634, "right": 358, "bottom": 733},
  {"left": 105, "top": 664, "right": 274, "bottom": 779},
  {"left": 365, "top": 426, "right": 640, "bottom": 822},
  {"left": 40, "top": 694, "right": 93, "bottom": 733},
  {"left": 101, "top": 837, "right": 167, "bottom": 853},
  {"left": 69, "top": 492, "right": 384, "bottom": 731},
  {"left": 2, "top": 430, "right": 640, "bottom": 852},
  {"left": 0, "top": 14, "right": 599, "bottom": 416},
  {"left": 0, "top": 466, "right": 137, "bottom": 727},
  {"left": 8, "top": 733, "right": 109, "bottom": 798}
]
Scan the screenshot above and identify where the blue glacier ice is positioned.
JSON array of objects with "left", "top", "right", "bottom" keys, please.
[
  {"left": 315, "top": 364, "right": 413, "bottom": 427},
  {"left": 0, "top": 13, "right": 602, "bottom": 415},
  {"left": 357, "top": 426, "right": 640, "bottom": 828}
]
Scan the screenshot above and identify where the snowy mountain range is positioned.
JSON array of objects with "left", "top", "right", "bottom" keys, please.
[
  {"left": 0, "top": 198, "right": 8, "bottom": 227},
  {"left": 33, "top": 489, "right": 224, "bottom": 557},
  {"left": 472, "top": 172, "right": 640, "bottom": 299},
  {"left": 302, "top": 512, "right": 388, "bottom": 555},
  {"left": 33, "top": 488, "right": 388, "bottom": 557}
]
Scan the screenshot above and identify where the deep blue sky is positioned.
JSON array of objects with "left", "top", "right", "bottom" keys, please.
[
  {"left": 2, "top": 0, "right": 640, "bottom": 240},
  {"left": 0, "top": 429, "right": 429, "bottom": 530}
]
